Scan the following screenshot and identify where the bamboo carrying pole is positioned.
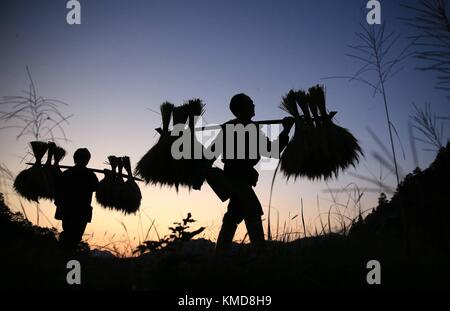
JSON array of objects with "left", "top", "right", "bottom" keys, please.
[
  {"left": 25, "top": 163, "right": 144, "bottom": 182},
  {"left": 155, "top": 111, "right": 338, "bottom": 133}
]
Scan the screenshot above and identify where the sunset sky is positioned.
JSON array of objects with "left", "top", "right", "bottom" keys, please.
[{"left": 0, "top": 0, "right": 448, "bottom": 254}]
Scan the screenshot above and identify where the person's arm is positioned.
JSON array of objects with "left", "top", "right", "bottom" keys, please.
[
  {"left": 90, "top": 172, "right": 99, "bottom": 192},
  {"left": 260, "top": 117, "right": 294, "bottom": 158},
  {"left": 54, "top": 173, "right": 66, "bottom": 207}
]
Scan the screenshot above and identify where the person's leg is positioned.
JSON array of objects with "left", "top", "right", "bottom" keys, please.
[
  {"left": 60, "top": 219, "right": 87, "bottom": 252},
  {"left": 244, "top": 216, "right": 266, "bottom": 251},
  {"left": 60, "top": 219, "right": 77, "bottom": 252},
  {"left": 72, "top": 221, "right": 87, "bottom": 245},
  {"left": 59, "top": 220, "right": 67, "bottom": 245},
  {"left": 242, "top": 187, "right": 265, "bottom": 252},
  {"left": 216, "top": 201, "right": 241, "bottom": 253}
]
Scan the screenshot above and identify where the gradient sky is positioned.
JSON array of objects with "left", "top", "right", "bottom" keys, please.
[{"left": 1, "top": 0, "right": 448, "bottom": 254}]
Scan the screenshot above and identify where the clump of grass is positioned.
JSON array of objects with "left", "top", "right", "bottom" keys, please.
[
  {"left": 323, "top": 19, "right": 417, "bottom": 185},
  {"left": 410, "top": 103, "right": 448, "bottom": 151},
  {"left": 0, "top": 66, "right": 72, "bottom": 142}
]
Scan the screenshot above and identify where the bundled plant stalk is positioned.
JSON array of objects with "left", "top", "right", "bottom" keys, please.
[
  {"left": 280, "top": 90, "right": 316, "bottom": 178},
  {"left": 47, "top": 145, "right": 67, "bottom": 200},
  {"left": 97, "top": 156, "right": 142, "bottom": 214},
  {"left": 14, "top": 141, "right": 67, "bottom": 201},
  {"left": 308, "top": 85, "right": 362, "bottom": 176},
  {"left": 176, "top": 99, "right": 208, "bottom": 188},
  {"left": 135, "top": 99, "right": 207, "bottom": 190},
  {"left": 280, "top": 85, "right": 362, "bottom": 180},
  {"left": 96, "top": 156, "right": 122, "bottom": 209},
  {"left": 53, "top": 146, "right": 67, "bottom": 172},
  {"left": 14, "top": 141, "right": 52, "bottom": 201},
  {"left": 40, "top": 142, "right": 57, "bottom": 200},
  {"left": 135, "top": 102, "right": 176, "bottom": 187},
  {"left": 117, "top": 156, "right": 142, "bottom": 214}
]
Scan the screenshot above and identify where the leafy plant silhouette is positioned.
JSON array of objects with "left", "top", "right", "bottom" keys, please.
[
  {"left": 134, "top": 213, "right": 205, "bottom": 255},
  {"left": 402, "top": 0, "right": 450, "bottom": 98},
  {"left": 410, "top": 103, "right": 448, "bottom": 152},
  {"left": 0, "top": 66, "right": 73, "bottom": 142},
  {"left": 324, "top": 20, "right": 417, "bottom": 185}
]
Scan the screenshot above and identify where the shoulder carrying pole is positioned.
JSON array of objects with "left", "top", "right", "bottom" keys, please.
[
  {"left": 155, "top": 111, "right": 337, "bottom": 133},
  {"left": 25, "top": 163, "right": 144, "bottom": 182}
]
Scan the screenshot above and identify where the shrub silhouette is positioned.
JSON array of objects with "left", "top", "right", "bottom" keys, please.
[
  {"left": 134, "top": 213, "right": 205, "bottom": 255},
  {"left": 349, "top": 141, "right": 450, "bottom": 254}
]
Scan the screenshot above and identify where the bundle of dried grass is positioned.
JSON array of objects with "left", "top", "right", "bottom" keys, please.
[
  {"left": 174, "top": 99, "right": 208, "bottom": 188},
  {"left": 47, "top": 145, "right": 67, "bottom": 198},
  {"left": 279, "top": 86, "right": 362, "bottom": 180},
  {"left": 308, "top": 85, "right": 362, "bottom": 176},
  {"left": 135, "top": 102, "right": 177, "bottom": 187},
  {"left": 116, "top": 156, "right": 142, "bottom": 214},
  {"left": 40, "top": 142, "right": 57, "bottom": 200},
  {"left": 96, "top": 156, "right": 122, "bottom": 209},
  {"left": 53, "top": 146, "right": 67, "bottom": 166},
  {"left": 96, "top": 156, "right": 142, "bottom": 214},
  {"left": 14, "top": 141, "right": 52, "bottom": 201},
  {"left": 135, "top": 99, "right": 208, "bottom": 190},
  {"left": 280, "top": 90, "right": 318, "bottom": 179},
  {"left": 172, "top": 103, "right": 190, "bottom": 126},
  {"left": 167, "top": 102, "right": 192, "bottom": 188}
]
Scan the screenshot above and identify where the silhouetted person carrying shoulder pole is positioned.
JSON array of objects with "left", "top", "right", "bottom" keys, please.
[
  {"left": 194, "top": 93, "right": 294, "bottom": 254},
  {"left": 55, "top": 148, "right": 99, "bottom": 253}
]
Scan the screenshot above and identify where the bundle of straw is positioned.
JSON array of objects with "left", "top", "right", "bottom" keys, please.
[
  {"left": 14, "top": 141, "right": 52, "bottom": 201},
  {"left": 53, "top": 146, "right": 67, "bottom": 166},
  {"left": 172, "top": 103, "right": 190, "bottom": 126},
  {"left": 174, "top": 99, "right": 208, "bottom": 188},
  {"left": 135, "top": 102, "right": 177, "bottom": 187},
  {"left": 168, "top": 102, "right": 191, "bottom": 188},
  {"left": 96, "top": 156, "right": 122, "bottom": 209},
  {"left": 280, "top": 90, "right": 302, "bottom": 176},
  {"left": 116, "top": 156, "right": 142, "bottom": 214},
  {"left": 280, "top": 90, "right": 317, "bottom": 179},
  {"left": 47, "top": 145, "right": 67, "bottom": 199},
  {"left": 40, "top": 142, "right": 57, "bottom": 200},
  {"left": 135, "top": 99, "right": 208, "bottom": 190},
  {"left": 279, "top": 86, "right": 362, "bottom": 180},
  {"left": 96, "top": 156, "right": 142, "bottom": 214},
  {"left": 308, "top": 85, "right": 362, "bottom": 175}
]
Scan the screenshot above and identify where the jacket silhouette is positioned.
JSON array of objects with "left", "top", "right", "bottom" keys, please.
[
  {"left": 196, "top": 93, "right": 293, "bottom": 253},
  {"left": 55, "top": 148, "right": 98, "bottom": 252}
]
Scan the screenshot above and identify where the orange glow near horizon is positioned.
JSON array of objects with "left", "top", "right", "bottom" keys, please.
[{"left": 2, "top": 158, "right": 379, "bottom": 257}]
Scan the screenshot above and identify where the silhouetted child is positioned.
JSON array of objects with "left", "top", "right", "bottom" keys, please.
[
  {"left": 195, "top": 93, "right": 293, "bottom": 253},
  {"left": 55, "top": 148, "right": 98, "bottom": 252}
]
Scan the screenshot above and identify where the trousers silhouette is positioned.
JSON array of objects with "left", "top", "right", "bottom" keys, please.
[
  {"left": 59, "top": 218, "right": 88, "bottom": 252},
  {"left": 215, "top": 170, "right": 265, "bottom": 253}
]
